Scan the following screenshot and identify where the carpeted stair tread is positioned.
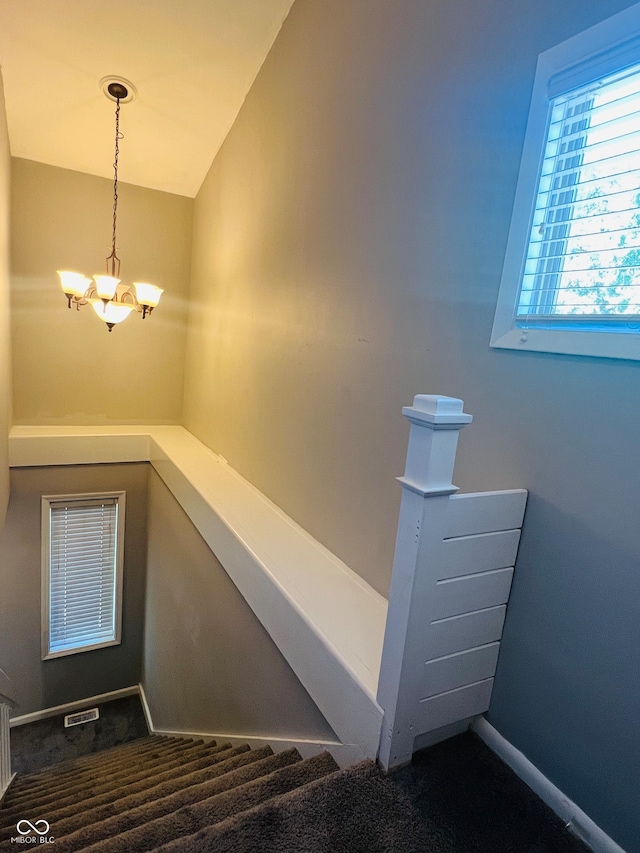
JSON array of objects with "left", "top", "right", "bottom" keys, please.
[
  {"left": 4, "top": 737, "right": 197, "bottom": 800},
  {"left": 46, "top": 748, "right": 306, "bottom": 852},
  {"left": 9, "top": 736, "right": 203, "bottom": 787},
  {"left": 0, "top": 743, "right": 236, "bottom": 836},
  {"left": 3, "top": 738, "right": 162, "bottom": 797},
  {"left": 0, "top": 745, "right": 260, "bottom": 840},
  {"left": 1, "top": 728, "right": 594, "bottom": 853},
  {"left": 7, "top": 736, "right": 166, "bottom": 786},
  {"left": 0, "top": 739, "right": 224, "bottom": 817},
  {"left": 23, "top": 745, "right": 276, "bottom": 843},
  {"left": 149, "top": 759, "right": 432, "bottom": 853},
  {"left": 4, "top": 737, "right": 200, "bottom": 798},
  {"left": 64, "top": 750, "right": 339, "bottom": 853},
  {"left": 0, "top": 741, "right": 233, "bottom": 830}
]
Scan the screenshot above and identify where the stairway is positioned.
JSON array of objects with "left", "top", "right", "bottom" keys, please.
[{"left": 0, "top": 735, "right": 426, "bottom": 853}]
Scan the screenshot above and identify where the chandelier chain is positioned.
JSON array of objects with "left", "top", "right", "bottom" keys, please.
[{"left": 108, "top": 97, "right": 124, "bottom": 276}]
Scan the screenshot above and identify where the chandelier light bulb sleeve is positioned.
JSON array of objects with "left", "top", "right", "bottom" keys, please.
[
  {"left": 89, "top": 299, "right": 135, "bottom": 325},
  {"left": 133, "top": 282, "right": 164, "bottom": 308},
  {"left": 57, "top": 271, "right": 91, "bottom": 298},
  {"left": 93, "top": 274, "right": 120, "bottom": 301}
]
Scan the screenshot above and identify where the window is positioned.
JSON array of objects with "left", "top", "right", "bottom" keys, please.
[
  {"left": 491, "top": 3, "right": 640, "bottom": 360},
  {"left": 41, "top": 492, "right": 125, "bottom": 659}
]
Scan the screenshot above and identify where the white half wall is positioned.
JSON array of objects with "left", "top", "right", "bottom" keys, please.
[{"left": 9, "top": 425, "right": 386, "bottom": 759}]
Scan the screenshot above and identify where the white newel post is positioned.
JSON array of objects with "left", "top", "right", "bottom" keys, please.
[{"left": 377, "top": 395, "right": 472, "bottom": 771}]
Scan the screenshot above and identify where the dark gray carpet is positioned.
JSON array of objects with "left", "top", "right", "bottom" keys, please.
[
  {"left": 69, "top": 751, "right": 339, "bottom": 853},
  {"left": 151, "top": 758, "right": 432, "bottom": 853},
  {"left": 1, "top": 729, "right": 594, "bottom": 853},
  {"left": 9, "top": 694, "right": 148, "bottom": 774},
  {"left": 392, "top": 732, "right": 591, "bottom": 853},
  {"left": 31, "top": 748, "right": 288, "bottom": 846},
  {"left": 148, "top": 735, "right": 593, "bottom": 853}
]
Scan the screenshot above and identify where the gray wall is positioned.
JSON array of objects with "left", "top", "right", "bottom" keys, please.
[
  {"left": 182, "top": 2, "right": 640, "bottom": 850},
  {"left": 0, "top": 464, "right": 148, "bottom": 715},
  {"left": 142, "top": 467, "right": 335, "bottom": 741}
]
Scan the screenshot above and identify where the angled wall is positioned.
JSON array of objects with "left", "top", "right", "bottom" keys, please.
[
  {"left": 182, "top": 2, "right": 640, "bottom": 850},
  {"left": 142, "top": 467, "right": 336, "bottom": 742}
]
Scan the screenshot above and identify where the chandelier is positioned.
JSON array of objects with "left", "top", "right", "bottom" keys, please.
[{"left": 57, "top": 78, "right": 164, "bottom": 332}]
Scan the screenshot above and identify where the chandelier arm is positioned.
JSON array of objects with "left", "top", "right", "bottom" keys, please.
[{"left": 118, "top": 287, "right": 139, "bottom": 308}]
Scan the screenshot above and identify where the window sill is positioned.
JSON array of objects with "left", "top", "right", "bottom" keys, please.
[{"left": 491, "top": 324, "right": 640, "bottom": 361}]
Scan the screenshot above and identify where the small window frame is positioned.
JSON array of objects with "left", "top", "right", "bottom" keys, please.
[
  {"left": 491, "top": 2, "right": 640, "bottom": 361},
  {"left": 41, "top": 491, "right": 126, "bottom": 660}
]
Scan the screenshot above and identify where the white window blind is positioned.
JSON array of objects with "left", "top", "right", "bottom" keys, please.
[
  {"left": 519, "top": 61, "right": 640, "bottom": 322},
  {"left": 42, "top": 493, "right": 125, "bottom": 658}
]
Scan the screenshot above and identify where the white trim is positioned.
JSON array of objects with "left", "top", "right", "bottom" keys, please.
[
  {"left": 9, "top": 426, "right": 152, "bottom": 467},
  {"left": 9, "top": 686, "right": 140, "bottom": 727},
  {"left": 138, "top": 679, "right": 155, "bottom": 735},
  {"left": 472, "top": 719, "right": 627, "bottom": 853},
  {"left": 138, "top": 685, "right": 362, "bottom": 769},
  {"left": 10, "top": 426, "right": 385, "bottom": 759}
]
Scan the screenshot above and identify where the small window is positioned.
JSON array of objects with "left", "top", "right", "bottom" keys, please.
[
  {"left": 41, "top": 492, "right": 125, "bottom": 659},
  {"left": 491, "top": 3, "right": 640, "bottom": 360}
]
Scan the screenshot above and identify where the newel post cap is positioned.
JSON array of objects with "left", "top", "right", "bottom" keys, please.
[
  {"left": 402, "top": 395, "right": 472, "bottom": 429},
  {"left": 399, "top": 395, "right": 472, "bottom": 494}
]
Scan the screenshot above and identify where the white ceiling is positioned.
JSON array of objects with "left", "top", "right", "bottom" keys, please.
[{"left": 0, "top": 0, "right": 295, "bottom": 197}]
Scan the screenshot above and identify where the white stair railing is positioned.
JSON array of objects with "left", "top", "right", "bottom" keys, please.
[{"left": 0, "top": 668, "right": 16, "bottom": 800}]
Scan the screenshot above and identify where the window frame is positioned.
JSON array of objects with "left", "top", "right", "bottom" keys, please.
[
  {"left": 41, "top": 491, "right": 126, "bottom": 660},
  {"left": 491, "top": 2, "right": 640, "bottom": 361}
]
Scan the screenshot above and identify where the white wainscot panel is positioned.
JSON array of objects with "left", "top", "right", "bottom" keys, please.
[
  {"left": 417, "top": 679, "right": 494, "bottom": 732},
  {"left": 440, "top": 530, "right": 521, "bottom": 580},
  {"left": 422, "top": 642, "right": 501, "bottom": 699},
  {"left": 428, "top": 606, "right": 507, "bottom": 659},
  {"left": 444, "top": 490, "right": 528, "bottom": 538},
  {"left": 433, "top": 568, "right": 514, "bottom": 620}
]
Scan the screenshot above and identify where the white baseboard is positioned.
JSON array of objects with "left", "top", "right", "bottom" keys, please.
[
  {"left": 472, "top": 718, "right": 627, "bottom": 853},
  {"left": 9, "top": 686, "right": 140, "bottom": 728},
  {"left": 138, "top": 684, "right": 363, "bottom": 769},
  {"left": 138, "top": 682, "right": 155, "bottom": 736}
]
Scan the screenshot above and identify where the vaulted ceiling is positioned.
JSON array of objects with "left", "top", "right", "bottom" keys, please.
[{"left": 0, "top": 0, "right": 295, "bottom": 197}]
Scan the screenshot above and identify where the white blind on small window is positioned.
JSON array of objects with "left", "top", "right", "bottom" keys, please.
[
  {"left": 518, "top": 61, "right": 640, "bottom": 319},
  {"left": 48, "top": 498, "right": 118, "bottom": 654}
]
